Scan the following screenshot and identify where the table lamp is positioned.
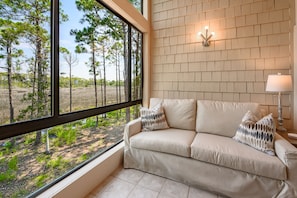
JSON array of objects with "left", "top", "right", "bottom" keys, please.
[{"left": 266, "top": 73, "right": 292, "bottom": 131}]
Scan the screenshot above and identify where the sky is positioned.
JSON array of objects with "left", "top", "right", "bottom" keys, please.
[{"left": 59, "top": 0, "right": 121, "bottom": 80}]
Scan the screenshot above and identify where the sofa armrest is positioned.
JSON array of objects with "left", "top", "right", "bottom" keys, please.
[
  {"left": 275, "top": 133, "right": 297, "bottom": 164},
  {"left": 274, "top": 133, "right": 297, "bottom": 191},
  {"left": 124, "top": 118, "right": 142, "bottom": 146}
]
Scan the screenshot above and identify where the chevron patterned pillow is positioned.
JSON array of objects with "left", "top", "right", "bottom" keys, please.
[
  {"left": 233, "top": 111, "right": 276, "bottom": 156},
  {"left": 140, "top": 104, "right": 169, "bottom": 131}
]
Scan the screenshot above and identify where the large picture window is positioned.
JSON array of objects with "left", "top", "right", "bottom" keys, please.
[
  {"left": 0, "top": 0, "right": 52, "bottom": 126},
  {"left": 0, "top": 0, "right": 143, "bottom": 197}
]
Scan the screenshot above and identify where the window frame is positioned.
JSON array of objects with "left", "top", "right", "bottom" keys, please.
[{"left": 0, "top": 0, "right": 143, "bottom": 140}]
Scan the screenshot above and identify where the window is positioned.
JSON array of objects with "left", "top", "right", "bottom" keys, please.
[
  {"left": 0, "top": 0, "right": 52, "bottom": 125},
  {"left": 0, "top": 0, "right": 143, "bottom": 197},
  {"left": 129, "top": 0, "right": 143, "bottom": 14}
]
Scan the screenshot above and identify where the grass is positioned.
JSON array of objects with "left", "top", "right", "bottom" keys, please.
[
  {"left": 24, "top": 134, "right": 36, "bottom": 145},
  {"left": 82, "top": 117, "right": 98, "bottom": 129},
  {"left": 8, "top": 156, "right": 18, "bottom": 170},
  {"left": 47, "top": 156, "right": 69, "bottom": 170},
  {"left": 36, "top": 154, "right": 51, "bottom": 163},
  {"left": 0, "top": 170, "right": 16, "bottom": 182},
  {"left": 0, "top": 103, "right": 139, "bottom": 197},
  {"left": 0, "top": 86, "right": 126, "bottom": 125},
  {"left": 11, "top": 189, "right": 29, "bottom": 198},
  {"left": 0, "top": 156, "right": 18, "bottom": 182},
  {"left": 50, "top": 126, "right": 77, "bottom": 147},
  {"left": 1, "top": 141, "right": 17, "bottom": 155},
  {"left": 0, "top": 121, "right": 126, "bottom": 197},
  {"left": 34, "top": 174, "right": 49, "bottom": 188},
  {"left": 79, "top": 153, "right": 88, "bottom": 162}
]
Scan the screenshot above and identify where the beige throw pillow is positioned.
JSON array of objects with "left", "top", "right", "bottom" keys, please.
[
  {"left": 140, "top": 104, "right": 169, "bottom": 131},
  {"left": 233, "top": 111, "right": 276, "bottom": 156}
]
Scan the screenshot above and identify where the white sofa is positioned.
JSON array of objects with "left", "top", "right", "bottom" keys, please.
[{"left": 124, "top": 98, "right": 297, "bottom": 198}]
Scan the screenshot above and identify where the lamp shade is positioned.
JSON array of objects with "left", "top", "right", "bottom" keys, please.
[{"left": 266, "top": 74, "right": 292, "bottom": 92}]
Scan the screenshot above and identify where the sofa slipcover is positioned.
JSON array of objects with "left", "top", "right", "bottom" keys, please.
[
  {"left": 191, "top": 133, "right": 286, "bottom": 180},
  {"left": 150, "top": 98, "right": 196, "bottom": 131},
  {"left": 130, "top": 128, "right": 196, "bottom": 157},
  {"left": 124, "top": 98, "right": 297, "bottom": 198},
  {"left": 196, "top": 100, "right": 260, "bottom": 137}
]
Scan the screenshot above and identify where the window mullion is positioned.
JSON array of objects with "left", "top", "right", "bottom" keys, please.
[
  {"left": 52, "top": 0, "right": 60, "bottom": 117},
  {"left": 128, "top": 25, "right": 132, "bottom": 102}
]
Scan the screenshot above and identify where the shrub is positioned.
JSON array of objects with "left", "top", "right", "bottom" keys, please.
[
  {"left": 36, "top": 154, "right": 50, "bottom": 163},
  {"left": 79, "top": 153, "right": 88, "bottom": 162},
  {"left": 47, "top": 156, "right": 69, "bottom": 170},
  {"left": 0, "top": 156, "right": 18, "bottom": 182},
  {"left": 34, "top": 174, "right": 48, "bottom": 188},
  {"left": 50, "top": 126, "right": 77, "bottom": 147},
  {"left": 82, "top": 117, "right": 97, "bottom": 128},
  {"left": 24, "top": 134, "right": 36, "bottom": 145},
  {"left": 8, "top": 156, "right": 18, "bottom": 171},
  {"left": 0, "top": 170, "right": 16, "bottom": 182},
  {"left": 11, "top": 189, "right": 28, "bottom": 198}
]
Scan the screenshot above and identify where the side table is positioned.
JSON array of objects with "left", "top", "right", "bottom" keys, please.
[{"left": 277, "top": 131, "right": 297, "bottom": 147}]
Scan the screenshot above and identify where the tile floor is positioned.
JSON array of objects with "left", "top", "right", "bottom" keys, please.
[{"left": 87, "top": 168, "right": 228, "bottom": 198}]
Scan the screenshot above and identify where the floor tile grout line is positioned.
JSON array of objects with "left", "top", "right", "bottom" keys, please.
[
  {"left": 135, "top": 172, "right": 162, "bottom": 198},
  {"left": 127, "top": 171, "right": 146, "bottom": 198},
  {"left": 113, "top": 171, "right": 144, "bottom": 186},
  {"left": 91, "top": 168, "right": 224, "bottom": 198},
  {"left": 137, "top": 172, "right": 166, "bottom": 193},
  {"left": 126, "top": 182, "right": 138, "bottom": 198}
]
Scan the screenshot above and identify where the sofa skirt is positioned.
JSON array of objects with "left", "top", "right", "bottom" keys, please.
[{"left": 124, "top": 147, "right": 293, "bottom": 198}]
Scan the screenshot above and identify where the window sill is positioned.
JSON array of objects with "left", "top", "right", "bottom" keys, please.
[{"left": 36, "top": 142, "right": 124, "bottom": 198}]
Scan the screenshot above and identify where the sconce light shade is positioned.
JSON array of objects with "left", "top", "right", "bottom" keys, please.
[
  {"left": 198, "top": 26, "right": 215, "bottom": 47},
  {"left": 266, "top": 73, "right": 292, "bottom": 92}
]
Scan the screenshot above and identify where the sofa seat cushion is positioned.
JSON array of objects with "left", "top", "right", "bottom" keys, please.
[
  {"left": 191, "top": 133, "right": 287, "bottom": 180},
  {"left": 130, "top": 129, "right": 196, "bottom": 157}
]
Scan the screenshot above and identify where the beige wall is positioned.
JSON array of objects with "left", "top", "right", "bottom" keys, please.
[
  {"left": 293, "top": 0, "right": 297, "bottom": 130},
  {"left": 151, "top": 0, "right": 295, "bottom": 129}
]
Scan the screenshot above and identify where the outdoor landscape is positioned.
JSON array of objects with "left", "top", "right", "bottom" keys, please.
[
  {"left": 0, "top": 82, "right": 140, "bottom": 198},
  {"left": 0, "top": 0, "right": 142, "bottom": 197}
]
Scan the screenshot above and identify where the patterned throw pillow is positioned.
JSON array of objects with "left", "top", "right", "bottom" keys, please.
[
  {"left": 140, "top": 104, "right": 169, "bottom": 131},
  {"left": 233, "top": 111, "right": 276, "bottom": 156}
]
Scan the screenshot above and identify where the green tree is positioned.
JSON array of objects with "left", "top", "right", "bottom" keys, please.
[
  {"left": 71, "top": 0, "right": 109, "bottom": 126},
  {"left": 107, "top": 42, "right": 123, "bottom": 104},
  {"left": 0, "top": 19, "right": 26, "bottom": 124},
  {"left": 60, "top": 48, "right": 78, "bottom": 112},
  {"left": 71, "top": 0, "right": 140, "bottom": 123},
  {"left": 10, "top": 0, "right": 68, "bottom": 145},
  {"left": 18, "top": 0, "right": 52, "bottom": 145},
  {"left": 99, "top": 7, "right": 130, "bottom": 122}
]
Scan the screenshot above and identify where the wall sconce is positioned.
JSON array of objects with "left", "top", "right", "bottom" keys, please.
[{"left": 198, "top": 26, "right": 215, "bottom": 47}]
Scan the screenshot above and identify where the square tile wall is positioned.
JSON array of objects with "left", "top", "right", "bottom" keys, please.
[{"left": 151, "top": 0, "right": 294, "bottom": 129}]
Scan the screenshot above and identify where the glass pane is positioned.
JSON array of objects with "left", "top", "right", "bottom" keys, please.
[
  {"left": 0, "top": 1, "right": 51, "bottom": 126},
  {"left": 59, "top": 0, "right": 129, "bottom": 114},
  {"left": 129, "top": 0, "right": 143, "bottom": 14},
  {"left": 131, "top": 27, "right": 143, "bottom": 101},
  {"left": 0, "top": 105, "right": 140, "bottom": 197}
]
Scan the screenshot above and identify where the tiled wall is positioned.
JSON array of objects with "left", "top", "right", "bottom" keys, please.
[{"left": 151, "top": 0, "right": 294, "bottom": 129}]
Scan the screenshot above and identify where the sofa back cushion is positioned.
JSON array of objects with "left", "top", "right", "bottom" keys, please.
[
  {"left": 196, "top": 100, "right": 260, "bottom": 137},
  {"left": 150, "top": 98, "right": 196, "bottom": 131}
]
